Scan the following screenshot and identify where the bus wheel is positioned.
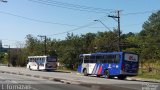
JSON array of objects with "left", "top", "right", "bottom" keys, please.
[
  {"left": 118, "top": 76, "right": 126, "bottom": 80},
  {"left": 97, "top": 75, "right": 101, "bottom": 77},
  {"left": 37, "top": 66, "right": 39, "bottom": 70},
  {"left": 83, "top": 69, "right": 88, "bottom": 76},
  {"left": 29, "top": 66, "right": 32, "bottom": 70},
  {"left": 104, "top": 70, "right": 110, "bottom": 78}
]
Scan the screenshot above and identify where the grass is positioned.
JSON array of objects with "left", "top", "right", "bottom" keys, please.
[
  {"left": 137, "top": 72, "right": 160, "bottom": 80},
  {"left": 136, "top": 61, "right": 160, "bottom": 80}
]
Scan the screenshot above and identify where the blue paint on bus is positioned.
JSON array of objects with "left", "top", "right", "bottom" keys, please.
[{"left": 78, "top": 52, "right": 139, "bottom": 79}]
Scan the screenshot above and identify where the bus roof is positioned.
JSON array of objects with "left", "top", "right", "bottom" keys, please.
[
  {"left": 28, "top": 56, "right": 48, "bottom": 58},
  {"left": 80, "top": 52, "right": 138, "bottom": 56}
]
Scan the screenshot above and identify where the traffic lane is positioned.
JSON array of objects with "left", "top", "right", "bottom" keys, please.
[
  {"left": 0, "top": 66, "right": 153, "bottom": 84},
  {"left": 0, "top": 66, "right": 159, "bottom": 90},
  {"left": 0, "top": 73, "right": 93, "bottom": 90},
  {"left": 0, "top": 73, "right": 61, "bottom": 84},
  {"left": 0, "top": 73, "right": 140, "bottom": 90},
  {"left": 32, "top": 84, "right": 137, "bottom": 90},
  {"left": 84, "top": 75, "right": 142, "bottom": 89},
  {"left": 0, "top": 66, "right": 147, "bottom": 84}
]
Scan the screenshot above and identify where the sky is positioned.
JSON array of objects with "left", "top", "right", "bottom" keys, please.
[{"left": 0, "top": 0, "right": 159, "bottom": 48}]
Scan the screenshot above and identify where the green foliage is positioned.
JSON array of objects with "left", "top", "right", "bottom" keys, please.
[
  {"left": 139, "top": 10, "right": 160, "bottom": 60},
  {"left": 0, "top": 52, "right": 8, "bottom": 64},
  {"left": 5, "top": 10, "right": 160, "bottom": 72}
]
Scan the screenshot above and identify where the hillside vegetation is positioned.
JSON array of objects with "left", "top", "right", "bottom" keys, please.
[{"left": 0, "top": 11, "right": 160, "bottom": 79}]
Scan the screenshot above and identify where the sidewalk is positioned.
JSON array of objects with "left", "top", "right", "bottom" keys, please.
[{"left": 127, "top": 77, "right": 160, "bottom": 83}]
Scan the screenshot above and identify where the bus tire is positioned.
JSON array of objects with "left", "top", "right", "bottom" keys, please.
[
  {"left": 83, "top": 69, "right": 88, "bottom": 76},
  {"left": 104, "top": 70, "right": 110, "bottom": 78},
  {"left": 118, "top": 76, "right": 126, "bottom": 80},
  {"left": 37, "top": 65, "right": 39, "bottom": 70},
  {"left": 29, "top": 66, "right": 32, "bottom": 70}
]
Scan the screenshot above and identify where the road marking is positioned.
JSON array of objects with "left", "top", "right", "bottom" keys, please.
[
  {"left": 0, "top": 74, "right": 18, "bottom": 84},
  {"left": 10, "top": 81, "right": 18, "bottom": 84},
  {"left": 31, "top": 87, "right": 39, "bottom": 90}
]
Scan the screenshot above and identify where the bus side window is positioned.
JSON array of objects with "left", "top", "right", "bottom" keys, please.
[
  {"left": 103, "top": 55, "right": 108, "bottom": 63},
  {"left": 33, "top": 58, "right": 36, "bottom": 62},
  {"left": 90, "top": 55, "right": 96, "bottom": 63},
  {"left": 39, "top": 58, "right": 42, "bottom": 63},
  {"left": 36, "top": 58, "right": 38, "bottom": 63},
  {"left": 96, "top": 55, "right": 103, "bottom": 63},
  {"left": 114, "top": 55, "right": 120, "bottom": 63},
  {"left": 108, "top": 55, "right": 114, "bottom": 63},
  {"left": 30, "top": 58, "right": 32, "bottom": 62},
  {"left": 84, "top": 56, "right": 90, "bottom": 63}
]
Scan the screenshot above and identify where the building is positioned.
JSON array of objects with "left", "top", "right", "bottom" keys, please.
[{"left": 0, "top": 40, "right": 9, "bottom": 53}]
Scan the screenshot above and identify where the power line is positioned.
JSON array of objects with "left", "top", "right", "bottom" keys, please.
[
  {"left": 0, "top": 10, "right": 115, "bottom": 29},
  {"left": 0, "top": 10, "right": 111, "bottom": 29},
  {"left": 47, "top": 22, "right": 97, "bottom": 36},
  {"left": 28, "top": 0, "right": 114, "bottom": 14},
  {"left": 0, "top": 9, "right": 158, "bottom": 37},
  {"left": 122, "top": 10, "right": 159, "bottom": 16},
  {"left": 29, "top": 0, "right": 159, "bottom": 15},
  {"left": 0, "top": 10, "right": 157, "bottom": 28},
  {"left": 0, "top": 11, "right": 82, "bottom": 27}
]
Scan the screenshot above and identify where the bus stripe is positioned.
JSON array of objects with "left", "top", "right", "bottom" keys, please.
[
  {"left": 96, "top": 64, "right": 100, "bottom": 74},
  {"left": 92, "top": 64, "right": 97, "bottom": 74},
  {"left": 94, "top": 64, "right": 98, "bottom": 74},
  {"left": 98, "top": 65, "right": 102, "bottom": 75}
]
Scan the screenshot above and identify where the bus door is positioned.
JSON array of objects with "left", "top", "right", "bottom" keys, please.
[
  {"left": 77, "top": 56, "right": 83, "bottom": 73},
  {"left": 39, "top": 58, "right": 45, "bottom": 69},
  {"left": 81, "top": 55, "right": 90, "bottom": 74},
  {"left": 85, "top": 55, "right": 95, "bottom": 74},
  {"left": 123, "top": 53, "right": 139, "bottom": 75},
  {"left": 32, "top": 58, "right": 38, "bottom": 70},
  {"left": 108, "top": 55, "right": 120, "bottom": 75},
  {"left": 88, "top": 55, "right": 96, "bottom": 74}
]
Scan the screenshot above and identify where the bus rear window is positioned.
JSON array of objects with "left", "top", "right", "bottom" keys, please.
[
  {"left": 124, "top": 54, "right": 138, "bottom": 62},
  {"left": 47, "top": 57, "right": 57, "bottom": 62}
]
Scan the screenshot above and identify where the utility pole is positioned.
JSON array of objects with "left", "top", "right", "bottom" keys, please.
[
  {"left": 8, "top": 45, "right": 10, "bottom": 67},
  {"left": 38, "top": 35, "right": 47, "bottom": 55},
  {"left": 108, "top": 10, "right": 121, "bottom": 51}
]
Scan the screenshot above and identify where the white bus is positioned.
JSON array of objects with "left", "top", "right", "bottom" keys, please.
[{"left": 27, "top": 56, "right": 57, "bottom": 71}]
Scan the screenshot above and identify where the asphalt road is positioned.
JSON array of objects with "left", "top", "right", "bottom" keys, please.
[
  {"left": 0, "top": 73, "right": 141, "bottom": 90},
  {"left": 0, "top": 73, "right": 98, "bottom": 90},
  {"left": 0, "top": 66, "right": 160, "bottom": 90}
]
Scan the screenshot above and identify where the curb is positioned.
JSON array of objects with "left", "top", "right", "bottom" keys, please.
[{"left": 127, "top": 77, "right": 160, "bottom": 83}]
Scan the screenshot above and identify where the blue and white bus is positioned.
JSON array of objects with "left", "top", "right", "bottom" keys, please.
[
  {"left": 77, "top": 52, "right": 139, "bottom": 80},
  {"left": 27, "top": 56, "right": 57, "bottom": 71}
]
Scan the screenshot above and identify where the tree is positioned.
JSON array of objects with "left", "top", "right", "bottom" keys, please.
[
  {"left": 93, "top": 31, "right": 118, "bottom": 52},
  {"left": 139, "top": 10, "right": 160, "bottom": 60}
]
